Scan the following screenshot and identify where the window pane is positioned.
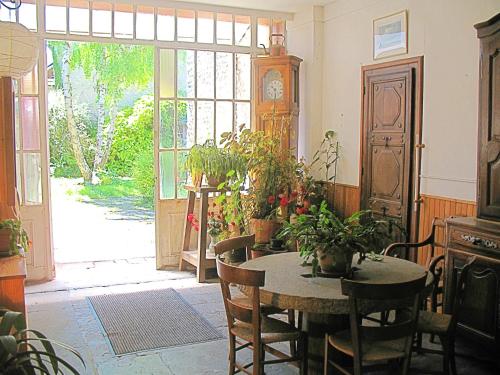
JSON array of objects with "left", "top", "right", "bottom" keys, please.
[
  {"left": 159, "top": 151, "right": 175, "bottom": 199},
  {"left": 235, "top": 54, "right": 250, "bottom": 100},
  {"left": 69, "top": 0, "right": 89, "bottom": 35},
  {"left": 157, "top": 8, "right": 175, "bottom": 41},
  {"left": 257, "top": 18, "right": 270, "bottom": 48},
  {"left": 15, "top": 153, "right": 22, "bottom": 203},
  {"left": 24, "top": 153, "right": 42, "bottom": 205},
  {"left": 114, "top": 3, "right": 133, "bottom": 39},
  {"left": 216, "top": 52, "right": 233, "bottom": 99},
  {"left": 15, "top": 96, "right": 20, "bottom": 150},
  {"left": 136, "top": 5, "right": 154, "bottom": 40},
  {"left": 216, "top": 13, "right": 233, "bottom": 45},
  {"left": 177, "top": 9, "right": 195, "bottom": 42},
  {"left": 160, "top": 100, "right": 174, "bottom": 148},
  {"left": 0, "top": 6, "right": 15, "bottom": 22},
  {"left": 21, "top": 97, "right": 40, "bottom": 151},
  {"left": 235, "top": 15, "right": 251, "bottom": 47},
  {"left": 177, "top": 50, "right": 195, "bottom": 98},
  {"left": 92, "top": 2, "right": 112, "bottom": 37},
  {"left": 216, "top": 101, "right": 233, "bottom": 143},
  {"left": 19, "top": 0, "right": 37, "bottom": 31},
  {"left": 177, "top": 100, "right": 195, "bottom": 148},
  {"left": 197, "top": 51, "right": 214, "bottom": 99},
  {"left": 46, "top": 0, "right": 67, "bottom": 33},
  {"left": 235, "top": 102, "right": 250, "bottom": 130},
  {"left": 21, "top": 66, "right": 38, "bottom": 95},
  {"left": 160, "top": 49, "right": 175, "bottom": 98},
  {"left": 197, "top": 101, "right": 214, "bottom": 145},
  {"left": 177, "top": 150, "right": 188, "bottom": 198},
  {"left": 197, "top": 11, "right": 214, "bottom": 43}
]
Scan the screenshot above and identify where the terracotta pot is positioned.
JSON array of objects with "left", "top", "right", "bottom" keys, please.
[
  {"left": 0, "top": 228, "right": 12, "bottom": 256},
  {"left": 207, "top": 175, "right": 225, "bottom": 188},
  {"left": 317, "top": 246, "right": 354, "bottom": 276},
  {"left": 250, "top": 219, "right": 280, "bottom": 244},
  {"left": 191, "top": 171, "right": 203, "bottom": 187}
]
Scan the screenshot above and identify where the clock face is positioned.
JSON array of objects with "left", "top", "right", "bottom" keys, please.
[
  {"left": 266, "top": 79, "right": 283, "bottom": 100},
  {"left": 263, "top": 69, "right": 284, "bottom": 101}
]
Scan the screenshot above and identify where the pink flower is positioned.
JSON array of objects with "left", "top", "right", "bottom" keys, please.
[
  {"left": 280, "top": 197, "right": 289, "bottom": 207},
  {"left": 267, "top": 195, "right": 276, "bottom": 205}
]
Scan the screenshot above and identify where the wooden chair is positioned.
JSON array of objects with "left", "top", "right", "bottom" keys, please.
[
  {"left": 216, "top": 254, "right": 308, "bottom": 375},
  {"left": 324, "top": 274, "right": 427, "bottom": 375},
  {"left": 384, "top": 218, "right": 445, "bottom": 314},
  {"left": 214, "top": 235, "right": 299, "bottom": 356},
  {"left": 414, "top": 256, "right": 479, "bottom": 375}
]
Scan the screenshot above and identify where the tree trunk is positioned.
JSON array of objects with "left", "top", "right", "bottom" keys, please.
[
  {"left": 91, "top": 82, "right": 106, "bottom": 183},
  {"left": 61, "top": 42, "right": 92, "bottom": 183},
  {"left": 95, "top": 100, "right": 117, "bottom": 171}
]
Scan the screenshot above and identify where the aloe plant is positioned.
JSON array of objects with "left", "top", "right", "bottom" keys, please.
[{"left": 0, "top": 309, "right": 85, "bottom": 374}]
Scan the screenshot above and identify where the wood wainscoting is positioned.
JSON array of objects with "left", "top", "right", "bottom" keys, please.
[
  {"left": 326, "top": 184, "right": 477, "bottom": 267},
  {"left": 416, "top": 195, "right": 476, "bottom": 265}
]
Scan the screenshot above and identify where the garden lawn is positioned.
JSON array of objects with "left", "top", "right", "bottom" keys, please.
[{"left": 78, "top": 177, "right": 143, "bottom": 199}]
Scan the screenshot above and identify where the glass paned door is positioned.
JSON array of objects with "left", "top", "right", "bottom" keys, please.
[{"left": 15, "top": 58, "right": 54, "bottom": 281}]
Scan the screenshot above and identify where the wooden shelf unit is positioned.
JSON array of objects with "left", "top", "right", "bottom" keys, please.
[{"left": 178, "top": 185, "right": 223, "bottom": 282}]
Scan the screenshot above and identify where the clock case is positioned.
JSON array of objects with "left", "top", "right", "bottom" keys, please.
[{"left": 252, "top": 55, "right": 302, "bottom": 154}]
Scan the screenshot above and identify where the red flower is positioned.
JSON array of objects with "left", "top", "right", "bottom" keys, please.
[
  {"left": 187, "top": 213, "right": 195, "bottom": 222},
  {"left": 280, "top": 196, "right": 289, "bottom": 207},
  {"left": 267, "top": 195, "right": 276, "bottom": 204},
  {"left": 193, "top": 224, "right": 200, "bottom": 232},
  {"left": 290, "top": 191, "right": 298, "bottom": 199},
  {"left": 296, "top": 207, "right": 305, "bottom": 215}
]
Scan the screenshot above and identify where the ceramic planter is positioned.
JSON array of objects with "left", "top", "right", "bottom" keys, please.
[
  {"left": 0, "top": 228, "right": 12, "bottom": 256},
  {"left": 250, "top": 219, "right": 280, "bottom": 244},
  {"left": 317, "top": 246, "right": 354, "bottom": 276}
]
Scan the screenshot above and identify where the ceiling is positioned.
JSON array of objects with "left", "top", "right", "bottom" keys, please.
[{"left": 179, "top": 0, "right": 333, "bottom": 13}]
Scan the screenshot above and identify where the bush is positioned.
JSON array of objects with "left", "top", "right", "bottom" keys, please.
[
  {"left": 48, "top": 91, "right": 96, "bottom": 177},
  {"left": 132, "top": 147, "right": 154, "bottom": 201},
  {"left": 107, "top": 95, "right": 154, "bottom": 176}
]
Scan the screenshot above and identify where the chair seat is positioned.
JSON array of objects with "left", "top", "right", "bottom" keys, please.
[
  {"left": 231, "top": 316, "right": 300, "bottom": 344},
  {"left": 417, "top": 310, "right": 451, "bottom": 335},
  {"left": 231, "top": 296, "right": 285, "bottom": 316},
  {"left": 329, "top": 330, "right": 408, "bottom": 362}
]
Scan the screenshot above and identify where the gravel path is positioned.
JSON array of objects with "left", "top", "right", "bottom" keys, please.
[{"left": 51, "top": 178, "right": 155, "bottom": 263}]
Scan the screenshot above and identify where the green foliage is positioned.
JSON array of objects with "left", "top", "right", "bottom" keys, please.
[
  {"left": 132, "top": 148, "right": 155, "bottom": 201},
  {"left": 0, "top": 219, "right": 30, "bottom": 256},
  {"left": 78, "top": 177, "right": 142, "bottom": 199},
  {"left": 107, "top": 96, "right": 153, "bottom": 176},
  {"left": 0, "top": 309, "right": 85, "bottom": 374},
  {"left": 48, "top": 93, "right": 96, "bottom": 177}
]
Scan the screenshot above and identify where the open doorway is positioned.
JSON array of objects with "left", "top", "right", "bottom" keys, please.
[{"left": 47, "top": 40, "right": 155, "bottom": 266}]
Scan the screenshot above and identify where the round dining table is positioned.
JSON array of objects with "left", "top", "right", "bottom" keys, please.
[{"left": 239, "top": 252, "right": 432, "bottom": 374}]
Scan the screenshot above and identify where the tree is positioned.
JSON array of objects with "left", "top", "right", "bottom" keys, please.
[{"left": 48, "top": 41, "right": 153, "bottom": 183}]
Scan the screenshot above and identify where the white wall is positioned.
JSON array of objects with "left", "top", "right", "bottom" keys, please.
[{"left": 319, "top": 0, "right": 499, "bottom": 201}]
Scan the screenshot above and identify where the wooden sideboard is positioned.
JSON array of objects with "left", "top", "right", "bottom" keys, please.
[
  {"left": 444, "top": 217, "right": 500, "bottom": 353},
  {"left": 0, "top": 255, "right": 27, "bottom": 317}
]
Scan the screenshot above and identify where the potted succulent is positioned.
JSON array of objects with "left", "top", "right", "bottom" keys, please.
[
  {"left": 0, "top": 219, "right": 30, "bottom": 257},
  {"left": 185, "top": 144, "right": 204, "bottom": 187},
  {"left": 278, "top": 201, "right": 393, "bottom": 277},
  {"left": 0, "top": 309, "right": 85, "bottom": 374}
]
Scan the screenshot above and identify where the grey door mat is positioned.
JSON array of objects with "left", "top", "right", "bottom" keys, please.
[{"left": 88, "top": 288, "right": 223, "bottom": 355}]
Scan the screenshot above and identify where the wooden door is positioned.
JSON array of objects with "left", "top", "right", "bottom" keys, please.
[
  {"left": 361, "top": 59, "right": 423, "bottom": 244},
  {"left": 476, "top": 15, "right": 500, "bottom": 220}
]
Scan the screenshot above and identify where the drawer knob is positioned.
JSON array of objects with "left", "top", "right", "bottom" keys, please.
[{"left": 460, "top": 234, "right": 498, "bottom": 249}]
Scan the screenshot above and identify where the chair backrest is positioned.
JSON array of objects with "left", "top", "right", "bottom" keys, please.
[
  {"left": 214, "top": 234, "right": 255, "bottom": 260},
  {"left": 216, "top": 254, "right": 264, "bottom": 328},
  {"left": 341, "top": 273, "right": 427, "bottom": 365}
]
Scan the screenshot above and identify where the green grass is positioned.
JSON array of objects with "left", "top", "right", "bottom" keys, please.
[{"left": 78, "top": 177, "right": 143, "bottom": 199}]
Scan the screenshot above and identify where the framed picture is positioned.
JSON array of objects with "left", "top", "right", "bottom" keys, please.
[{"left": 373, "top": 10, "right": 407, "bottom": 60}]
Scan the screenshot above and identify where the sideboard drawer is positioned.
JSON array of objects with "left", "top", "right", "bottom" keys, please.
[{"left": 448, "top": 226, "right": 499, "bottom": 254}]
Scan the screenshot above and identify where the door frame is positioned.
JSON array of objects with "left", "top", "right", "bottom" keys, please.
[{"left": 359, "top": 56, "right": 424, "bottom": 255}]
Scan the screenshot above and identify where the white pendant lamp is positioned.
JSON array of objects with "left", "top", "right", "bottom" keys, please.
[{"left": 0, "top": 21, "right": 39, "bottom": 79}]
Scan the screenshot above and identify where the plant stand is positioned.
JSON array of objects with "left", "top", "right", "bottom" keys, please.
[{"left": 179, "top": 185, "right": 223, "bottom": 282}]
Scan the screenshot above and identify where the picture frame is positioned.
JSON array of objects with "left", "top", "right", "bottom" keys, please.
[{"left": 373, "top": 10, "right": 408, "bottom": 60}]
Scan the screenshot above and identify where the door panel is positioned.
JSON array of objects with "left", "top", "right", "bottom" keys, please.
[
  {"left": 16, "top": 46, "right": 53, "bottom": 281},
  {"left": 362, "top": 67, "right": 414, "bottom": 241}
]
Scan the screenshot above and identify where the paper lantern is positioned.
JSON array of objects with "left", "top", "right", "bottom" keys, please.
[{"left": 0, "top": 21, "right": 39, "bottom": 79}]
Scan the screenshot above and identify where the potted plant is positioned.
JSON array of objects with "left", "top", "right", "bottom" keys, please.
[
  {"left": 185, "top": 144, "right": 204, "bottom": 187},
  {"left": 278, "top": 201, "right": 393, "bottom": 277},
  {"left": 0, "top": 309, "right": 85, "bottom": 374},
  {"left": 0, "top": 219, "right": 30, "bottom": 257},
  {"left": 202, "top": 140, "right": 232, "bottom": 187}
]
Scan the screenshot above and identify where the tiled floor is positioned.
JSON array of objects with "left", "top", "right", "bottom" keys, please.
[{"left": 25, "top": 260, "right": 498, "bottom": 375}]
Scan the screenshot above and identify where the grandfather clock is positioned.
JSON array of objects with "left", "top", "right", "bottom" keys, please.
[{"left": 252, "top": 55, "right": 302, "bottom": 153}]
